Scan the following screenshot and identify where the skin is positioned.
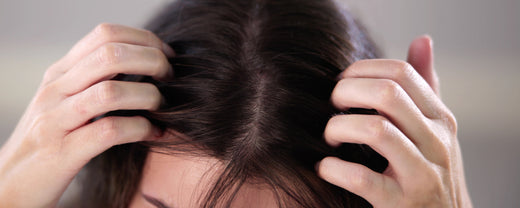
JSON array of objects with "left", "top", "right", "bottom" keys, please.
[
  {"left": 318, "top": 36, "right": 473, "bottom": 207},
  {"left": 0, "top": 24, "right": 472, "bottom": 207},
  {"left": 129, "top": 152, "right": 280, "bottom": 208}
]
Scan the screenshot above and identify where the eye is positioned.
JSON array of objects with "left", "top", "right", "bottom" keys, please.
[{"left": 142, "top": 193, "right": 173, "bottom": 208}]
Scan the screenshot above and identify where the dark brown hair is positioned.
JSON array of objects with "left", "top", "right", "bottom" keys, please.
[{"left": 81, "top": 0, "right": 388, "bottom": 207}]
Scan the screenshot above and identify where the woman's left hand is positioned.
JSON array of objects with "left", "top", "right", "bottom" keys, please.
[{"left": 316, "top": 36, "right": 473, "bottom": 207}]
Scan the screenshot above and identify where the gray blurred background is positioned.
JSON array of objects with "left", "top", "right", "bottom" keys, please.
[{"left": 0, "top": 0, "right": 518, "bottom": 207}]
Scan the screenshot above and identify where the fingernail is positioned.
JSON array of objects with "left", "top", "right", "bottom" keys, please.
[
  {"left": 162, "top": 42, "right": 176, "bottom": 57},
  {"left": 153, "top": 126, "right": 164, "bottom": 138}
]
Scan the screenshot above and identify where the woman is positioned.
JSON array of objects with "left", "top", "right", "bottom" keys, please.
[{"left": 0, "top": 0, "right": 472, "bottom": 207}]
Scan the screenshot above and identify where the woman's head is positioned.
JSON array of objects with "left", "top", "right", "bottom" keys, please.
[{"left": 82, "top": 0, "right": 387, "bottom": 207}]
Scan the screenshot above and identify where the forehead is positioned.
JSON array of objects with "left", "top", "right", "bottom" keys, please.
[{"left": 137, "top": 152, "right": 279, "bottom": 207}]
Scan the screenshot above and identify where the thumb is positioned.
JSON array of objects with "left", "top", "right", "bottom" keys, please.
[{"left": 406, "top": 35, "right": 440, "bottom": 96}]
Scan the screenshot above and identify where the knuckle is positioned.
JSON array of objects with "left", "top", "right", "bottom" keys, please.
[
  {"left": 390, "top": 60, "right": 414, "bottom": 80},
  {"left": 97, "top": 43, "right": 124, "bottom": 65},
  {"left": 32, "top": 113, "right": 53, "bottom": 135},
  {"left": 94, "top": 81, "right": 122, "bottom": 105},
  {"left": 42, "top": 69, "right": 55, "bottom": 84},
  {"left": 72, "top": 94, "right": 89, "bottom": 115},
  {"left": 367, "top": 116, "right": 390, "bottom": 142},
  {"left": 99, "top": 117, "right": 120, "bottom": 140},
  {"left": 350, "top": 167, "right": 372, "bottom": 190},
  {"left": 35, "top": 83, "right": 58, "bottom": 104},
  {"left": 345, "top": 60, "right": 364, "bottom": 75},
  {"left": 443, "top": 110, "right": 458, "bottom": 135},
  {"left": 437, "top": 145, "right": 452, "bottom": 168},
  {"left": 143, "top": 29, "right": 161, "bottom": 47},
  {"left": 375, "top": 79, "right": 402, "bottom": 105},
  {"left": 29, "top": 113, "right": 60, "bottom": 150},
  {"left": 352, "top": 59, "right": 367, "bottom": 65},
  {"left": 42, "top": 62, "right": 62, "bottom": 83},
  {"left": 352, "top": 59, "right": 370, "bottom": 67},
  {"left": 395, "top": 60, "right": 413, "bottom": 70},
  {"left": 94, "top": 23, "right": 119, "bottom": 40}
]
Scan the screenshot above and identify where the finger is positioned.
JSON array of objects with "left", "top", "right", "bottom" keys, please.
[
  {"left": 316, "top": 157, "right": 400, "bottom": 207},
  {"left": 63, "top": 116, "right": 161, "bottom": 165},
  {"left": 406, "top": 35, "right": 440, "bottom": 96},
  {"left": 71, "top": 23, "right": 175, "bottom": 60},
  {"left": 58, "top": 81, "right": 162, "bottom": 130},
  {"left": 330, "top": 78, "right": 437, "bottom": 152},
  {"left": 54, "top": 43, "right": 172, "bottom": 96},
  {"left": 44, "top": 23, "right": 174, "bottom": 85},
  {"left": 340, "top": 59, "right": 446, "bottom": 119},
  {"left": 323, "top": 114, "right": 428, "bottom": 177}
]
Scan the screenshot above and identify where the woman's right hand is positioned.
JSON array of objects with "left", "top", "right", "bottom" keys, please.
[{"left": 0, "top": 23, "right": 175, "bottom": 207}]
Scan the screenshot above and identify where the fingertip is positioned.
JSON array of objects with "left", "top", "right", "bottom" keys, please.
[
  {"left": 412, "top": 34, "right": 432, "bottom": 48},
  {"left": 424, "top": 34, "right": 433, "bottom": 49},
  {"left": 152, "top": 126, "right": 165, "bottom": 139},
  {"left": 162, "top": 42, "right": 176, "bottom": 58},
  {"left": 407, "top": 34, "right": 433, "bottom": 72},
  {"left": 407, "top": 35, "right": 439, "bottom": 95},
  {"left": 408, "top": 35, "right": 432, "bottom": 60},
  {"left": 418, "top": 34, "right": 432, "bottom": 44},
  {"left": 422, "top": 35, "right": 433, "bottom": 57}
]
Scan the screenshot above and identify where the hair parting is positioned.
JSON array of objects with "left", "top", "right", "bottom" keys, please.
[{"left": 81, "top": 0, "right": 387, "bottom": 207}]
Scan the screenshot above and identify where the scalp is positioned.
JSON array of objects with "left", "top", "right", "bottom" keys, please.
[{"left": 83, "top": 0, "right": 385, "bottom": 207}]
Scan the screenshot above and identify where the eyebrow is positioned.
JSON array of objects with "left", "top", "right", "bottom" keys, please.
[{"left": 142, "top": 193, "right": 173, "bottom": 208}]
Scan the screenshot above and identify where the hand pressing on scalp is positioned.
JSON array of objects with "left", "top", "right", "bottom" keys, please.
[
  {"left": 316, "top": 36, "right": 473, "bottom": 208},
  {"left": 0, "top": 24, "right": 174, "bottom": 207}
]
